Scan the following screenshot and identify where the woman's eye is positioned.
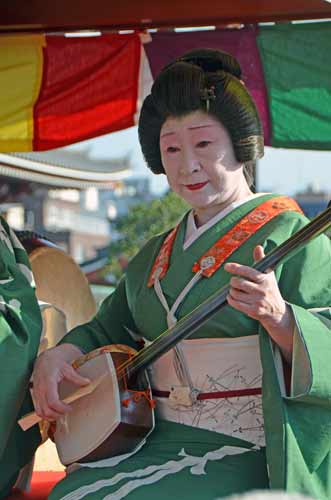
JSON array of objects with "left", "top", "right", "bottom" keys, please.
[
  {"left": 196, "top": 141, "right": 211, "bottom": 148},
  {"left": 166, "top": 146, "right": 180, "bottom": 153}
]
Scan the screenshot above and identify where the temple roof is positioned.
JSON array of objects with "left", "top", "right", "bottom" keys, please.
[{"left": 0, "top": 147, "right": 131, "bottom": 189}]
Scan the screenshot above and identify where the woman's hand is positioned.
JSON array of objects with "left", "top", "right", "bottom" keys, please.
[
  {"left": 224, "top": 245, "right": 295, "bottom": 362},
  {"left": 32, "top": 343, "right": 90, "bottom": 421}
]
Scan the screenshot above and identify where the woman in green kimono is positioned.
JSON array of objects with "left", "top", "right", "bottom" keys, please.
[
  {"left": 0, "top": 220, "right": 42, "bottom": 498},
  {"left": 33, "top": 49, "right": 331, "bottom": 500}
]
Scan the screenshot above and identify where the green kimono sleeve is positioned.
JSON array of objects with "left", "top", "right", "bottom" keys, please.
[
  {"left": 259, "top": 212, "right": 331, "bottom": 494},
  {"left": 0, "top": 219, "right": 42, "bottom": 497},
  {"left": 280, "top": 228, "right": 331, "bottom": 472},
  {"left": 60, "top": 277, "right": 139, "bottom": 353},
  {"left": 0, "top": 385, "right": 40, "bottom": 498},
  {"left": 0, "top": 313, "right": 42, "bottom": 497},
  {"left": 287, "top": 304, "right": 331, "bottom": 465}
]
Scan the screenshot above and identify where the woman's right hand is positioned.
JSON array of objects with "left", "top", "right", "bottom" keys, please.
[{"left": 32, "top": 343, "right": 90, "bottom": 421}]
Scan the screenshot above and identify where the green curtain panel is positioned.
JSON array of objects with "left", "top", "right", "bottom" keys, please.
[{"left": 257, "top": 22, "right": 331, "bottom": 150}]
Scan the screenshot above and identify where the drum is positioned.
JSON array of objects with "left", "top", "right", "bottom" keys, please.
[{"left": 17, "top": 231, "right": 97, "bottom": 349}]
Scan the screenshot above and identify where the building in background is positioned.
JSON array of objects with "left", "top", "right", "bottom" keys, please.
[
  {"left": 295, "top": 182, "right": 330, "bottom": 218},
  {"left": 105, "top": 176, "right": 153, "bottom": 219},
  {"left": 0, "top": 147, "right": 153, "bottom": 263}
]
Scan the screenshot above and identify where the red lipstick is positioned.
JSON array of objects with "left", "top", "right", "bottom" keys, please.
[{"left": 185, "top": 181, "right": 208, "bottom": 191}]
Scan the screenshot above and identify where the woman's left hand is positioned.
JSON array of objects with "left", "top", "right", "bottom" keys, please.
[{"left": 224, "top": 245, "right": 294, "bottom": 362}]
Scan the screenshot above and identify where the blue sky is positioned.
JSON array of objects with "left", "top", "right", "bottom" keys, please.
[{"left": 68, "top": 126, "right": 331, "bottom": 196}]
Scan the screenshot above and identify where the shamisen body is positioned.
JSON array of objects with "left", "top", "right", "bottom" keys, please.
[{"left": 32, "top": 49, "right": 331, "bottom": 500}]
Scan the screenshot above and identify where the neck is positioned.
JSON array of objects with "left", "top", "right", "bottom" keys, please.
[{"left": 194, "top": 184, "right": 254, "bottom": 227}]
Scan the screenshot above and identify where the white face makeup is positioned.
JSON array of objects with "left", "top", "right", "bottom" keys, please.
[{"left": 159, "top": 110, "right": 253, "bottom": 225}]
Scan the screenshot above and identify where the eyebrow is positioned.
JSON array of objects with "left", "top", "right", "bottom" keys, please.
[
  {"left": 160, "top": 124, "right": 215, "bottom": 139},
  {"left": 190, "top": 125, "right": 215, "bottom": 130}
]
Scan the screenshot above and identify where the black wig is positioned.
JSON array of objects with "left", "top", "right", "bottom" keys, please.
[{"left": 138, "top": 48, "right": 264, "bottom": 177}]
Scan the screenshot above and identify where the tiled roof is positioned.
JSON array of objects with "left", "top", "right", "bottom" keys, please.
[{"left": 0, "top": 147, "right": 131, "bottom": 188}]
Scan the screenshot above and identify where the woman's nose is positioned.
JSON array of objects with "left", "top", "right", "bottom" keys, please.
[{"left": 180, "top": 149, "right": 201, "bottom": 175}]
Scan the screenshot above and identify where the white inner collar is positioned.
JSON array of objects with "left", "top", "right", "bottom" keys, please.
[{"left": 183, "top": 193, "right": 269, "bottom": 250}]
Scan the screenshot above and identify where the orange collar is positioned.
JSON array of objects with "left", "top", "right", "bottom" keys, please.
[{"left": 148, "top": 196, "right": 303, "bottom": 287}]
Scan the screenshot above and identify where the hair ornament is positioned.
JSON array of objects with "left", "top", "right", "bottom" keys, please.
[
  {"left": 235, "top": 135, "right": 262, "bottom": 146},
  {"left": 200, "top": 86, "right": 216, "bottom": 112}
]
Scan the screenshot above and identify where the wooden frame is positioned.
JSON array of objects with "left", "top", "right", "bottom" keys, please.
[{"left": 1, "top": 0, "right": 331, "bottom": 34}]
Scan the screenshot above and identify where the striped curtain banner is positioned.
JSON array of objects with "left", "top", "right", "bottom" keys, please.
[
  {"left": 0, "top": 23, "right": 330, "bottom": 153},
  {"left": 0, "top": 33, "right": 143, "bottom": 152}
]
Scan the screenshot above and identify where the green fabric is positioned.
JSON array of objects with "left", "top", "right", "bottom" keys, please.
[
  {"left": 50, "top": 421, "right": 268, "bottom": 500},
  {"left": 59, "top": 194, "right": 331, "bottom": 499},
  {"left": 0, "top": 472, "right": 19, "bottom": 499},
  {"left": 278, "top": 304, "right": 331, "bottom": 497},
  {"left": 0, "top": 217, "right": 42, "bottom": 497},
  {"left": 257, "top": 22, "right": 331, "bottom": 150}
]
